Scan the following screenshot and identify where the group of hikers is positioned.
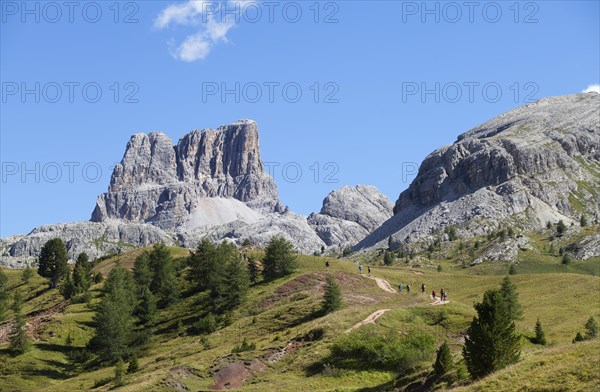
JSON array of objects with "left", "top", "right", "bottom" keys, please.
[
  {"left": 399, "top": 282, "right": 448, "bottom": 301},
  {"left": 349, "top": 262, "right": 448, "bottom": 301}
]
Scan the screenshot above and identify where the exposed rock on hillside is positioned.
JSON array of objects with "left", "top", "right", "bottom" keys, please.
[
  {"left": 308, "top": 185, "right": 393, "bottom": 249},
  {"left": 356, "top": 93, "right": 600, "bottom": 252}
]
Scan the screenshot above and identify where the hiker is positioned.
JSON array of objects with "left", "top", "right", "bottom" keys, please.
[
  {"left": 368, "top": 266, "right": 371, "bottom": 277},
  {"left": 421, "top": 283, "right": 426, "bottom": 293},
  {"left": 325, "top": 260, "right": 330, "bottom": 269},
  {"left": 432, "top": 290, "right": 436, "bottom": 300},
  {"left": 406, "top": 284, "right": 411, "bottom": 293},
  {"left": 359, "top": 264, "right": 363, "bottom": 274},
  {"left": 398, "top": 283, "right": 403, "bottom": 292},
  {"left": 441, "top": 288, "right": 447, "bottom": 301}
]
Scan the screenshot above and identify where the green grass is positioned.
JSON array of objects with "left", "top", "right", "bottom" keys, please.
[{"left": 1, "top": 236, "right": 599, "bottom": 391}]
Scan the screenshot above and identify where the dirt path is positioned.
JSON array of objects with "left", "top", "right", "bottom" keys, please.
[
  {"left": 367, "top": 276, "right": 396, "bottom": 293},
  {"left": 429, "top": 295, "right": 450, "bottom": 306},
  {"left": 345, "top": 309, "right": 390, "bottom": 333}
]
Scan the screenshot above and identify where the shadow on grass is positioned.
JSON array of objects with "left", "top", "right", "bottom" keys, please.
[{"left": 34, "top": 342, "right": 70, "bottom": 354}]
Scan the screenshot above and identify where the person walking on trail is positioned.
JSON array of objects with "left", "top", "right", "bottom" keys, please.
[
  {"left": 398, "top": 283, "right": 403, "bottom": 292},
  {"left": 421, "top": 283, "right": 426, "bottom": 293},
  {"left": 368, "top": 266, "right": 371, "bottom": 277},
  {"left": 441, "top": 288, "right": 446, "bottom": 301},
  {"left": 406, "top": 284, "right": 411, "bottom": 293},
  {"left": 359, "top": 264, "right": 363, "bottom": 274},
  {"left": 432, "top": 290, "right": 436, "bottom": 300},
  {"left": 325, "top": 260, "right": 330, "bottom": 269}
]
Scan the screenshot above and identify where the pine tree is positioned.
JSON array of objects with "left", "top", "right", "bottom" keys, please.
[
  {"left": 216, "top": 253, "right": 250, "bottom": 312},
  {"left": 562, "top": 253, "right": 572, "bottom": 265},
  {"left": 556, "top": 220, "right": 567, "bottom": 236},
  {"left": 38, "top": 238, "right": 69, "bottom": 288},
  {"left": 500, "top": 276, "right": 522, "bottom": 321},
  {"left": 533, "top": 319, "right": 547, "bottom": 345},
  {"left": 133, "top": 252, "right": 157, "bottom": 324},
  {"left": 60, "top": 273, "right": 77, "bottom": 300},
  {"left": 383, "top": 251, "right": 394, "bottom": 266},
  {"left": 462, "top": 289, "right": 521, "bottom": 379},
  {"left": 321, "top": 275, "right": 342, "bottom": 314},
  {"left": 147, "top": 243, "right": 180, "bottom": 307},
  {"left": 433, "top": 341, "right": 453, "bottom": 380},
  {"left": 72, "top": 253, "right": 92, "bottom": 294},
  {"left": 21, "top": 265, "right": 34, "bottom": 283},
  {"left": 9, "top": 292, "right": 31, "bottom": 355},
  {"left": 573, "top": 332, "right": 585, "bottom": 343},
  {"left": 247, "top": 255, "right": 260, "bottom": 284},
  {"left": 89, "top": 264, "right": 137, "bottom": 362},
  {"left": 262, "top": 236, "right": 297, "bottom": 280},
  {"left": 508, "top": 264, "right": 517, "bottom": 275},
  {"left": 584, "top": 316, "right": 598, "bottom": 340},
  {"left": 187, "top": 239, "right": 220, "bottom": 292}
]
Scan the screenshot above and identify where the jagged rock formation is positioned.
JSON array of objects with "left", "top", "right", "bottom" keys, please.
[
  {"left": 356, "top": 93, "right": 600, "bottom": 252},
  {"left": 308, "top": 185, "right": 393, "bottom": 249},
  {"left": 91, "top": 120, "right": 282, "bottom": 229}
]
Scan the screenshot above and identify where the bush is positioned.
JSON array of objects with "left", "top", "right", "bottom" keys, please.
[
  {"left": 508, "top": 264, "right": 517, "bottom": 275},
  {"left": 330, "top": 326, "right": 435, "bottom": 371},
  {"left": 562, "top": 254, "right": 572, "bottom": 265},
  {"left": 300, "top": 327, "right": 325, "bottom": 342},
  {"left": 191, "top": 313, "right": 217, "bottom": 335},
  {"left": 114, "top": 360, "right": 125, "bottom": 387},
  {"left": 94, "top": 272, "right": 104, "bottom": 284},
  {"left": 232, "top": 338, "right": 256, "bottom": 353},
  {"left": 127, "top": 356, "right": 139, "bottom": 373}
]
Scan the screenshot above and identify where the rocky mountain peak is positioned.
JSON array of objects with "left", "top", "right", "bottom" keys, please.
[{"left": 91, "top": 120, "right": 282, "bottom": 229}]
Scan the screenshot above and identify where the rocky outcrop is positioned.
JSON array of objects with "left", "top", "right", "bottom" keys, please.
[
  {"left": 308, "top": 185, "right": 393, "bottom": 249},
  {"left": 356, "top": 93, "right": 600, "bottom": 251},
  {"left": 1, "top": 221, "right": 175, "bottom": 268},
  {"left": 91, "top": 120, "right": 282, "bottom": 229}
]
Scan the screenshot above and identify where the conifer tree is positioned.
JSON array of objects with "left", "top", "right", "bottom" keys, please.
[
  {"left": 556, "top": 220, "right": 567, "bottom": 236},
  {"left": 584, "top": 316, "right": 598, "bottom": 340},
  {"left": 21, "top": 265, "right": 34, "bottom": 284},
  {"left": 72, "top": 253, "right": 92, "bottom": 293},
  {"left": 433, "top": 341, "right": 453, "bottom": 380},
  {"left": 133, "top": 253, "right": 157, "bottom": 324},
  {"left": 262, "top": 236, "right": 297, "bottom": 280},
  {"left": 383, "top": 251, "right": 394, "bottom": 266},
  {"left": 9, "top": 292, "right": 31, "bottom": 354},
  {"left": 217, "top": 254, "right": 250, "bottom": 312},
  {"left": 533, "top": 319, "right": 547, "bottom": 345},
  {"left": 89, "top": 264, "right": 137, "bottom": 362},
  {"left": 321, "top": 275, "right": 342, "bottom": 314},
  {"left": 500, "top": 276, "right": 522, "bottom": 321},
  {"left": 38, "top": 238, "right": 69, "bottom": 288},
  {"left": 247, "top": 255, "right": 260, "bottom": 284},
  {"left": 187, "top": 239, "right": 220, "bottom": 292},
  {"left": 462, "top": 289, "right": 521, "bottom": 379},
  {"left": 147, "top": 243, "right": 180, "bottom": 307}
]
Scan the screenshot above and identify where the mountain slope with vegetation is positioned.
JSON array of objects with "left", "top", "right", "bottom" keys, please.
[{"left": 1, "top": 226, "right": 599, "bottom": 391}]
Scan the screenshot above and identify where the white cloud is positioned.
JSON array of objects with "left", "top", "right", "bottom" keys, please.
[
  {"left": 155, "top": 1, "right": 236, "bottom": 62},
  {"left": 581, "top": 84, "right": 600, "bottom": 94}
]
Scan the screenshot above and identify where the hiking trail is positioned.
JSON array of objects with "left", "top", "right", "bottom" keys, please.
[
  {"left": 367, "top": 276, "right": 396, "bottom": 293},
  {"left": 345, "top": 309, "right": 390, "bottom": 333}
]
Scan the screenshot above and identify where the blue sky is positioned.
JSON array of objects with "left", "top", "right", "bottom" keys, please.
[{"left": 1, "top": 0, "right": 599, "bottom": 237}]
